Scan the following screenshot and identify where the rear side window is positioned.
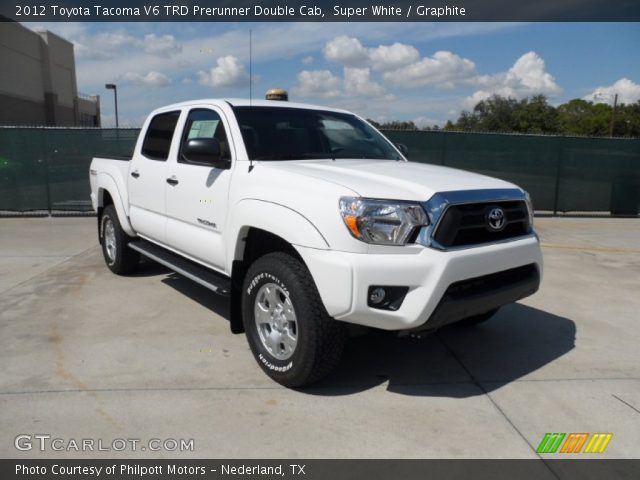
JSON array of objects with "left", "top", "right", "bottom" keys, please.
[{"left": 141, "top": 111, "right": 180, "bottom": 160}]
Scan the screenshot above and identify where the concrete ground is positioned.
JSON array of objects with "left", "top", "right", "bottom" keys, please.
[{"left": 0, "top": 217, "right": 639, "bottom": 459}]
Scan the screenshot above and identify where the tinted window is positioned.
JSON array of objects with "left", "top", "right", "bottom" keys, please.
[
  {"left": 232, "top": 106, "right": 401, "bottom": 161},
  {"left": 141, "top": 111, "right": 180, "bottom": 160},
  {"left": 179, "top": 109, "right": 231, "bottom": 164}
]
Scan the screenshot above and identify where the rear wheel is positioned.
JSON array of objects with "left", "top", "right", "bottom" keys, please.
[
  {"left": 100, "top": 205, "right": 139, "bottom": 275},
  {"left": 242, "top": 252, "right": 346, "bottom": 387},
  {"left": 457, "top": 308, "right": 499, "bottom": 327}
]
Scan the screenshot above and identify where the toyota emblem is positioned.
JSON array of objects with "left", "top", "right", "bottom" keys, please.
[{"left": 486, "top": 207, "right": 506, "bottom": 231}]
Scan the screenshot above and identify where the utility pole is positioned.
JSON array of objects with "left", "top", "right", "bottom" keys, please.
[{"left": 609, "top": 93, "right": 618, "bottom": 137}]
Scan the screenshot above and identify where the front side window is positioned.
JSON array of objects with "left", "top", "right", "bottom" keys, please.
[
  {"left": 179, "top": 109, "right": 231, "bottom": 164},
  {"left": 141, "top": 111, "right": 180, "bottom": 161},
  {"left": 232, "top": 106, "right": 401, "bottom": 161}
]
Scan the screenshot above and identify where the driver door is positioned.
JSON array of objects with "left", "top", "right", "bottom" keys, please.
[{"left": 164, "top": 108, "right": 234, "bottom": 271}]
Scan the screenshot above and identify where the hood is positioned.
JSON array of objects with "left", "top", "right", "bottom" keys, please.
[{"left": 259, "top": 159, "right": 518, "bottom": 201}]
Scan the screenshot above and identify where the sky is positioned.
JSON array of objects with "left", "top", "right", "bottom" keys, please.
[{"left": 28, "top": 21, "right": 640, "bottom": 127}]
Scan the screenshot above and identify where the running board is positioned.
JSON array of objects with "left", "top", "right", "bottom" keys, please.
[{"left": 129, "top": 240, "right": 231, "bottom": 296}]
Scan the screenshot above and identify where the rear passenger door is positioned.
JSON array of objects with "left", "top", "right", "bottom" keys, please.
[
  {"left": 165, "top": 107, "right": 234, "bottom": 271},
  {"left": 128, "top": 110, "right": 181, "bottom": 244}
]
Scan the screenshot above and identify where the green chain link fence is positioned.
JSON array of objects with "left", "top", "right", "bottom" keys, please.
[
  {"left": 0, "top": 127, "right": 638, "bottom": 215},
  {"left": 386, "top": 130, "right": 640, "bottom": 215},
  {"left": 0, "top": 128, "right": 138, "bottom": 213}
]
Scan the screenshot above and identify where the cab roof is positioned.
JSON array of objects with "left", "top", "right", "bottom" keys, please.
[{"left": 155, "top": 98, "right": 351, "bottom": 114}]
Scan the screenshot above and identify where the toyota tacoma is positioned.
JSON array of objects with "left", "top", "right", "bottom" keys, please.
[{"left": 89, "top": 97, "right": 542, "bottom": 387}]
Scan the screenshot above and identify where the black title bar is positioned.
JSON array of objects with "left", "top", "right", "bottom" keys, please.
[
  {"left": 3, "top": 460, "right": 640, "bottom": 480},
  {"left": 1, "top": 0, "right": 640, "bottom": 22}
]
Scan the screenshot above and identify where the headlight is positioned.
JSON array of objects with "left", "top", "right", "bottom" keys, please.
[
  {"left": 524, "top": 191, "right": 534, "bottom": 227},
  {"left": 339, "top": 197, "right": 428, "bottom": 245}
]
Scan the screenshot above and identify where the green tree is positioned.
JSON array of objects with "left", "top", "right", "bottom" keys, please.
[
  {"left": 380, "top": 120, "right": 418, "bottom": 130},
  {"left": 371, "top": 96, "right": 640, "bottom": 137},
  {"left": 513, "top": 95, "right": 559, "bottom": 134},
  {"left": 470, "top": 95, "right": 519, "bottom": 131},
  {"left": 556, "top": 99, "right": 611, "bottom": 136},
  {"left": 611, "top": 101, "right": 640, "bottom": 137}
]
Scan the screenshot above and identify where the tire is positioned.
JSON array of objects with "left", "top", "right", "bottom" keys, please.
[
  {"left": 456, "top": 308, "right": 499, "bottom": 327},
  {"left": 100, "top": 205, "right": 140, "bottom": 275},
  {"left": 242, "top": 252, "right": 346, "bottom": 387}
]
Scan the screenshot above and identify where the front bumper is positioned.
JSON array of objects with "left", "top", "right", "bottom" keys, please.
[{"left": 296, "top": 234, "right": 543, "bottom": 331}]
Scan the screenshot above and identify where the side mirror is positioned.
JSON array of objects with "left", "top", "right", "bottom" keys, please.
[
  {"left": 182, "top": 138, "right": 231, "bottom": 169},
  {"left": 395, "top": 143, "right": 409, "bottom": 157}
]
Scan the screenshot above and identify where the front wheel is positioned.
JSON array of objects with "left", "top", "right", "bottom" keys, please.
[
  {"left": 100, "top": 205, "right": 140, "bottom": 275},
  {"left": 242, "top": 252, "right": 346, "bottom": 387}
]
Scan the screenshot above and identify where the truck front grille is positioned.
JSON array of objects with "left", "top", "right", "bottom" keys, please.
[{"left": 432, "top": 200, "right": 530, "bottom": 248}]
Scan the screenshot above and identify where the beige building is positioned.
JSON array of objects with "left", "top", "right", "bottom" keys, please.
[{"left": 0, "top": 20, "right": 100, "bottom": 126}]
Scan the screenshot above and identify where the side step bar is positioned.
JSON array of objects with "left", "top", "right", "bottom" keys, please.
[{"left": 129, "top": 240, "right": 231, "bottom": 296}]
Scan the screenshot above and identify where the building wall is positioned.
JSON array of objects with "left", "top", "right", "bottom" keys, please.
[
  {"left": 78, "top": 96, "right": 101, "bottom": 126},
  {"left": 0, "top": 92, "right": 46, "bottom": 125},
  {"left": 0, "top": 22, "right": 99, "bottom": 126}
]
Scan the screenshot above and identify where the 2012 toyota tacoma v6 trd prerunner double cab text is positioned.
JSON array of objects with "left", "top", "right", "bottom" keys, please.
[{"left": 90, "top": 97, "right": 542, "bottom": 387}]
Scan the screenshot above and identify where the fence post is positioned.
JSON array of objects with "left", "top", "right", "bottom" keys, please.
[
  {"left": 552, "top": 136, "right": 564, "bottom": 215},
  {"left": 440, "top": 131, "right": 447, "bottom": 166},
  {"left": 39, "top": 129, "right": 53, "bottom": 216}
]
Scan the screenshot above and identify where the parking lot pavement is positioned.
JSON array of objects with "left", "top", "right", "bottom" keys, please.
[{"left": 0, "top": 216, "right": 639, "bottom": 459}]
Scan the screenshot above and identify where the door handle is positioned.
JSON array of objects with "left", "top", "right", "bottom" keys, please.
[
  {"left": 166, "top": 177, "right": 179, "bottom": 186},
  {"left": 131, "top": 170, "right": 140, "bottom": 178}
]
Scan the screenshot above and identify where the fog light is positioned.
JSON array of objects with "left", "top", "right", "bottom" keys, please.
[
  {"left": 367, "top": 286, "right": 409, "bottom": 311},
  {"left": 369, "top": 287, "right": 386, "bottom": 304}
]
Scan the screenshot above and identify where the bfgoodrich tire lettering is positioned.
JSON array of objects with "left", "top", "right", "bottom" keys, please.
[
  {"left": 100, "top": 205, "right": 140, "bottom": 275},
  {"left": 242, "top": 252, "right": 346, "bottom": 387}
]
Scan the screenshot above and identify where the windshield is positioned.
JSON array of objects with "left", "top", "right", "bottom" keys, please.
[{"left": 232, "top": 106, "right": 402, "bottom": 161}]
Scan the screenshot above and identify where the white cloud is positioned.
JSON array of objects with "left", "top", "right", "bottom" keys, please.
[
  {"left": 75, "top": 30, "right": 140, "bottom": 60},
  {"left": 198, "top": 55, "right": 250, "bottom": 89},
  {"left": 324, "top": 36, "right": 370, "bottom": 67},
  {"left": 462, "top": 90, "right": 494, "bottom": 110},
  {"left": 584, "top": 78, "right": 640, "bottom": 105},
  {"left": 368, "top": 43, "right": 420, "bottom": 71},
  {"left": 293, "top": 66, "right": 387, "bottom": 99},
  {"left": 343, "top": 67, "right": 385, "bottom": 97},
  {"left": 413, "top": 116, "right": 441, "bottom": 129},
  {"left": 27, "top": 22, "right": 571, "bottom": 128},
  {"left": 119, "top": 71, "right": 172, "bottom": 87},
  {"left": 293, "top": 70, "right": 342, "bottom": 98},
  {"left": 463, "top": 51, "right": 561, "bottom": 108},
  {"left": 324, "top": 36, "right": 419, "bottom": 72},
  {"left": 74, "top": 44, "right": 113, "bottom": 61},
  {"left": 143, "top": 34, "right": 182, "bottom": 58},
  {"left": 503, "top": 51, "right": 560, "bottom": 94},
  {"left": 302, "top": 55, "right": 314, "bottom": 65},
  {"left": 384, "top": 51, "right": 477, "bottom": 88},
  {"left": 27, "top": 22, "right": 524, "bottom": 92},
  {"left": 73, "top": 30, "right": 182, "bottom": 60}
]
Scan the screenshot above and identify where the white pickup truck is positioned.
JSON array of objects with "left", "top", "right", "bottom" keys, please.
[{"left": 90, "top": 98, "right": 542, "bottom": 387}]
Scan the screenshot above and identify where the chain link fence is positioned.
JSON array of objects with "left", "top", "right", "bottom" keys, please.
[
  {"left": 0, "top": 128, "right": 138, "bottom": 214},
  {"left": 0, "top": 127, "right": 638, "bottom": 215},
  {"left": 387, "top": 130, "right": 640, "bottom": 215}
]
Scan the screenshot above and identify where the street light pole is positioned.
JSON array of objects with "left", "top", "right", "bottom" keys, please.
[{"left": 105, "top": 83, "right": 119, "bottom": 128}]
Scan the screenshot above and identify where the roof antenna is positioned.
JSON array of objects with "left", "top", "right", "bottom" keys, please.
[{"left": 248, "top": 29, "right": 254, "bottom": 173}]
